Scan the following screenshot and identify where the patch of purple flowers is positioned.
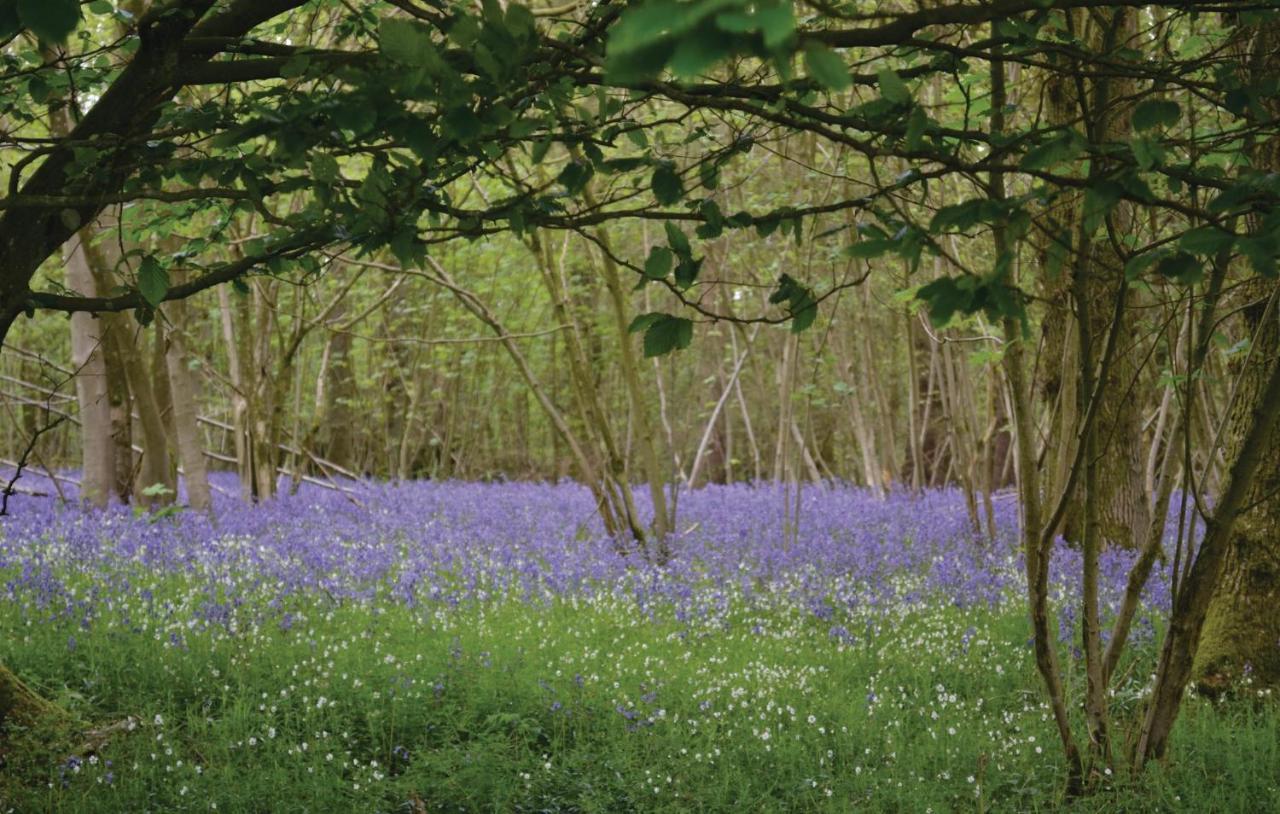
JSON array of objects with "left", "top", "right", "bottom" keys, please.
[{"left": 0, "top": 473, "right": 1178, "bottom": 635}]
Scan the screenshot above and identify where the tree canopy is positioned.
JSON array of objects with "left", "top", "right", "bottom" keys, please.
[{"left": 1, "top": 0, "right": 1275, "bottom": 350}]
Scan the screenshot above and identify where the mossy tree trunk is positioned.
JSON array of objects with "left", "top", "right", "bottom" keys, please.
[
  {"left": 1194, "top": 281, "right": 1280, "bottom": 691},
  {"left": 0, "top": 663, "right": 74, "bottom": 774},
  {"left": 0, "top": 664, "right": 57, "bottom": 729},
  {"left": 1037, "top": 7, "right": 1149, "bottom": 552},
  {"left": 1194, "top": 16, "right": 1280, "bottom": 693}
]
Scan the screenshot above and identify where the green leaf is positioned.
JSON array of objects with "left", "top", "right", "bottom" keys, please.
[
  {"left": 699, "top": 161, "right": 720, "bottom": 190},
  {"left": 1081, "top": 180, "right": 1122, "bottom": 235},
  {"left": 930, "top": 199, "right": 999, "bottom": 233},
  {"left": 644, "top": 246, "right": 674, "bottom": 280},
  {"left": 1130, "top": 136, "right": 1162, "bottom": 170},
  {"left": 443, "top": 106, "right": 482, "bottom": 141},
  {"left": 783, "top": 279, "right": 817, "bottom": 332},
  {"left": 1020, "top": 129, "right": 1084, "bottom": 172},
  {"left": 642, "top": 314, "right": 694, "bottom": 357},
  {"left": 140, "top": 482, "right": 174, "bottom": 498},
  {"left": 628, "top": 311, "right": 667, "bottom": 333},
  {"left": 310, "top": 153, "right": 340, "bottom": 184},
  {"left": 756, "top": 3, "right": 795, "bottom": 50},
  {"left": 558, "top": 159, "right": 593, "bottom": 194},
  {"left": 664, "top": 221, "right": 691, "bottom": 256},
  {"left": 652, "top": 163, "right": 684, "bottom": 205},
  {"left": 769, "top": 273, "right": 818, "bottom": 332},
  {"left": 504, "top": 3, "right": 536, "bottom": 41},
  {"left": 447, "top": 13, "right": 481, "bottom": 47},
  {"left": 1238, "top": 236, "right": 1278, "bottom": 278},
  {"left": 1131, "top": 99, "right": 1180, "bottom": 132},
  {"left": 608, "top": 1, "right": 680, "bottom": 56},
  {"left": 916, "top": 277, "right": 970, "bottom": 327},
  {"left": 803, "top": 44, "right": 850, "bottom": 92},
  {"left": 17, "top": 0, "right": 78, "bottom": 42},
  {"left": 530, "top": 138, "right": 552, "bottom": 165},
  {"left": 877, "top": 68, "right": 911, "bottom": 105},
  {"left": 674, "top": 255, "right": 703, "bottom": 289},
  {"left": 624, "top": 127, "right": 648, "bottom": 149},
  {"left": 669, "top": 29, "right": 732, "bottom": 77},
  {"left": 380, "top": 18, "right": 447, "bottom": 72},
  {"left": 1124, "top": 251, "right": 1162, "bottom": 282},
  {"left": 842, "top": 239, "right": 894, "bottom": 259},
  {"left": 1179, "top": 226, "right": 1234, "bottom": 256},
  {"left": 695, "top": 198, "right": 724, "bottom": 239},
  {"left": 1155, "top": 251, "right": 1203, "bottom": 285},
  {"left": 137, "top": 257, "right": 170, "bottom": 309},
  {"left": 714, "top": 10, "right": 755, "bottom": 33},
  {"left": 601, "top": 156, "right": 650, "bottom": 174}
]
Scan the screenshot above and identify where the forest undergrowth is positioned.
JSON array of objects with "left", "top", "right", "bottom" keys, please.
[{"left": 1, "top": 479, "right": 1276, "bottom": 813}]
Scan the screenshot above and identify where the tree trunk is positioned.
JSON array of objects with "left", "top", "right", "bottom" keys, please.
[
  {"left": 65, "top": 234, "right": 114, "bottom": 507},
  {"left": 1137, "top": 286, "right": 1280, "bottom": 762},
  {"left": 218, "top": 283, "right": 253, "bottom": 501},
  {"left": 1194, "top": 287, "right": 1280, "bottom": 691},
  {"left": 162, "top": 276, "right": 212, "bottom": 512},
  {"left": 1193, "top": 12, "right": 1280, "bottom": 695},
  {"left": 248, "top": 281, "right": 279, "bottom": 500},
  {"left": 1038, "top": 7, "right": 1148, "bottom": 550},
  {"left": 0, "top": 664, "right": 63, "bottom": 733},
  {"left": 76, "top": 227, "right": 174, "bottom": 508},
  {"left": 119, "top": 324, "right": 175, "bottom": 507},
  {"left": 323, "top": 323, "right": 359, "bottom": 470}
]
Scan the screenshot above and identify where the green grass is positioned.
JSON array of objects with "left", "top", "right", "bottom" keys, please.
[{"left": 2, "top": 576, "right": 1278, "bottom": 813}]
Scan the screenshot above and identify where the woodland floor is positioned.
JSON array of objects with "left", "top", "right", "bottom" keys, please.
[{"left": 0, "top": 479, "right": 1277, "bottom": 813}]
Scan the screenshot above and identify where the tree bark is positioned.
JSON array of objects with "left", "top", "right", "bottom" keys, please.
[
  {"left": 162, "top": 275, "right": 212, "bottom": 512},
  {"left": 65, "top": 234, "right": 114, "bottom": 507},
  {"left": 1138, "top": 282, "right": 1280, "bottom": 763},
  {"left": 1193, "top": 13, "right": 1280, "bottom": 695},
  {"left": 1038, "top": 7, "right": 1149, "bottom": 550},
  {"left": 1194, "top": 280, "right": 1280, "bottom": 691}
]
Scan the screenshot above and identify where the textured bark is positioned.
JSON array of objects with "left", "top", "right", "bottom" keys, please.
[
  {"left": 218, "top": 284, "right": 253, "bottom": 501},
  {"left": 102, "top": 317, "right": 135, "bottom": 502},
  {"left": 1193, "top": 14, "right": 1280, "bottom": 695},
  {"left": 1038, "top": 8, "right": 1149, "bottom": 550},
  {"left": 427, "top": 257, "right": 634, "bottom": 543},
  {"left": 162, "top": 278, "right": 212, "bottom": 512},
  {"left": 0, "top": 1, "right": 313, "bottom": 349},
  {"left": 322, "top": 327, "right": 359, "bottom": 470},
  {"left": 119, "top": 325, "right": 175, "bottom": 507},
  {"left": 77, "top": 229, "right": 176, "bottom": 507},
  {"left": 248, "top": 282, "right": 280, "bottom": 500},
  {"left": 1005, "top": 318, "right": 1085, "bottom": 792},
  {"left": 1138, "top": 293, "right": 1280, "bottom": 762},
  {"left": 217, "top": 279, "right": 279, "bottom": 501},
  {"left": 65, "top": 235, "right": 114, "bottom": 507},
  {"left": 1194, "top": 288, "right": 1280, "bottom": 691}
]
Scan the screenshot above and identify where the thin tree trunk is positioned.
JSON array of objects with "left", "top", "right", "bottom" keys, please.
[
  {"left": 162, "top": 273, "right": 212, "bottom": 512},
  {"left": 1138, "top": 285, "right": 1280, "bottom": 762},
  {"left": 593, "top": 221, "right": 673, "bottom": 549},
  {"left": 218, "top": 284, "right": 253, "bottom": 502},
  {"left": 64, "top": 233, "right": 113, "bottom": 507}
]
